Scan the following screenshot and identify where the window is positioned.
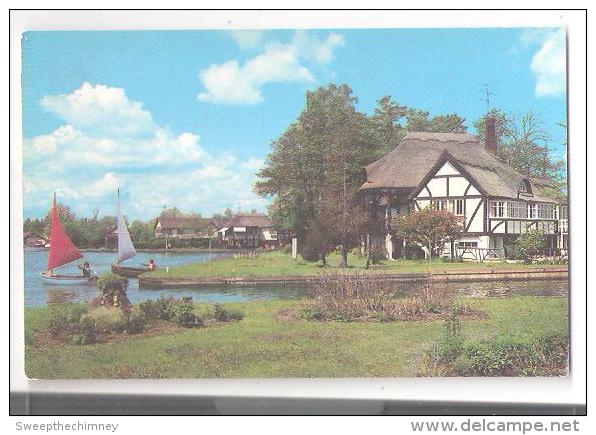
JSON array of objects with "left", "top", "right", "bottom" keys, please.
[
  {"left": 519, "top": 179, "right": 533, "bottom": 195},
  {"left": 432, "top": 200, "right": 446, "bottom": 211},
  {"left": 528, "top": 203, "right": 537, "bottom": 219},
  {"left": 537, "top": 203, "right": 556, "bottom": 219},
  {"left": 507, "top": 201, "right": 527, "bottom": 218},
  {"left": 490, "top": 201, "right": 506, "bottom": 217},
  {"left": 447, "top": 199, "right": 464, "bottom": 216},
  {"left": 458, "top": 241, "right": 478, "bottom": 248}
]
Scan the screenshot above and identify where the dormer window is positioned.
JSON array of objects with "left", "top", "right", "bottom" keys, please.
[{"left": 519, "top": 179, "right": 533, "bottom": 196}]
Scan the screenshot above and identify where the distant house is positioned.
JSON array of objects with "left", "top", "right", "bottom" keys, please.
[
  {"left": 23, "top": 231, "right": 47, "bottom": 248},
  {"left": 217, "top": 213, "right": 278, "bottom": 249},
  {"left": 154, "top": 216, "right": 218, "bottom": 240}
]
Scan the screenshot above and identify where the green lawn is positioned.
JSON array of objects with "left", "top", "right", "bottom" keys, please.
[
  {"left": 148, "top": 250, "right": 566, "bottom": 279},
  {"left": 24, "top": 295, "right": 568, "bottom": 379}
]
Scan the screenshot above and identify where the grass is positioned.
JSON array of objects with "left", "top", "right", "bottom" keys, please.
[
  {"left": 147, "top": 250, "right": 566, "bottom": 279},
  {"left": 24, "top": 295, "right": 568, "bottom": 379}
]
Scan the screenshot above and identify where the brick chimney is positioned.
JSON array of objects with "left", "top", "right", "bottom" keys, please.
[{"left": 485, "top": 115, "right": 498, "bottom": 155}]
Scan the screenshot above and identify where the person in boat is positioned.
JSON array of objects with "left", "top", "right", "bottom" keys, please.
[
  {"left": 146, "top": 259, "right": 157, "bottom": 271},
  {"left": 78, "top": 261, "right": 92, "bottom": 277}
]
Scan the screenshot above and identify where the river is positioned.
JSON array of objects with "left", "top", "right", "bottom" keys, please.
[{"left": 23, "top": 249, "right": 568, "bottom": 308}]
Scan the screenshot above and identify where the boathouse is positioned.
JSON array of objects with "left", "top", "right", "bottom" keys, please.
[
  {"left": 216, "top": 213, "right": 278, "bottom": 249},
  {"left": 360, "top": 118, "right": 568, "bottom": 260},
  {"left": 154, "top": 216, "right": 218, "bottom": 240}
]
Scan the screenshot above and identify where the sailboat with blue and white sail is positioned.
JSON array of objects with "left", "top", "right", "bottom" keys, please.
[{"left": 111, "top": 189, "right": 147, "bottom": 278}]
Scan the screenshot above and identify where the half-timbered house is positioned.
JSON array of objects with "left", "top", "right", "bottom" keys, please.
[{"left": 360, "top": 119, "right": 568, "bottom": 261}]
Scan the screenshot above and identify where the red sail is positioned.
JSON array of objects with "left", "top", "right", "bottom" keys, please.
[{"left": 47, "top": 201, "right": 82, "bottom": 270}]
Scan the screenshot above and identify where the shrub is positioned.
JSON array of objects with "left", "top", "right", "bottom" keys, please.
[
  {"left": 305, "top": 274, "right": 451, "bottom": 321},
  {"left": 97, "top": 273, "right": 130, "bottom": 309},
  {"left": 419, "top": 331, "right": 568, "bottom": 376},
  {"left": 213, "top": 303, "right": 245, "bottom": 322},
  {"left": 283, "top": 243, "right": 292, "bottom": 254},
  {"left": 138, "top": 300, "right": 160, "bottom": 321},
  {"left": 367, "top": 242, "right": 387, "bottom": 264},
  {"left": 48, "top": 312, "right": 72, "bottom": 337},
  {"left": 123, "top": 310, "right": 147, "bottom": 334},
  {"left": 85, "top": 307, "right": 127, "bottom": 334},
  {"left": 514, "top": 230, "right": 547, "bottom": 263},
  {"left": 47, "top": 305, "right": 88, "bottom": 337},
  {"left": 71, "top": 316, "right": 97, "bottom": 345},
  {"left": 154, "top": 297, "right": 177, "bottom": 321},
  {"left": 172, "top": 297, "right": 203, "bottom": 328}
]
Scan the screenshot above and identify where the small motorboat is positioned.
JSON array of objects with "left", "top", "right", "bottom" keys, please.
[
  {"left": 111, "top": 189, "right": 151, "bottom": 278},
  {"left": 41, "top": 193, "right": 97, "bottom": 284}
]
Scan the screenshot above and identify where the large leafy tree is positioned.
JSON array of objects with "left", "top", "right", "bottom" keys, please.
[
  {"left": 474, "top": 110, "right": 566, "bottom": 200},
  {"left": 256, "top": 84, "right": 379, "bottom": 266},
  {"left": 391, "top": 208, "right": 463, "bottom": 258}
]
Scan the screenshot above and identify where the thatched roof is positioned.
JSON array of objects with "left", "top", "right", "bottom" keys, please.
[
  {"left": 361, "top": 132, "right": 559, "bottom": 203},
  {"left": 156, "top": 216, "right": 214, "bottom": 230},
  {"left": 223, "top": 213, "right": 272, "bottom": 228}
]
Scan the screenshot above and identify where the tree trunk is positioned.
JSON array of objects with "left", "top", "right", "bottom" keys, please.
[
  {"left": 322, "top": 253, "right": 327, "bottom": 267},
  {"left": 365, "top": 234, "right": 371, "bottom": 270},
  {"left": 340, "top": 243, "right": 348, "bottom": 268}
]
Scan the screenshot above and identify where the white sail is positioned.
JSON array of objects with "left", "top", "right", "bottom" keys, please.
[{"left": 116, "top": 191, "right": 137, "bottom": 263}]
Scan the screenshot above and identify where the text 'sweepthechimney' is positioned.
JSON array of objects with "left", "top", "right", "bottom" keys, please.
[{"left": 485, "top": 116, "right": 497, "bottom": 155}]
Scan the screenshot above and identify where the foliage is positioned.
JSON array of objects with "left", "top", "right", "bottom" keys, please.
[
  {"left": 172, "top": 296, "right": 203, "bottom": 328},
  {"left": 420, "top": 331, "right": 568, "bottom": 376},
  {"left": 514, "top": 230, "right": 547, "bottom": 262},
  {"left": 96, "top": 273, "right": 130, "bottom": 310},
  {"left": 392, "top": 208, "right": 463, "bottom": 258},
  {"left": 474, "top": 110, "right": 567, "bottom": 200},
  {"left": 304, "top": 274, "right": 456, "bottom": 322},
  {"left": 256, "top": 86, "right": 470, "bottom": 268},
  {"left": 213, "top": 303, "right": 245, "bottom": 322},
  {"left": 24, "top": 296, "right": 567, "bottom": 378}
]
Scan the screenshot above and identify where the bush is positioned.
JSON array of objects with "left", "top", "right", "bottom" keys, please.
[
  {"left": 85, "top": 307, "right": 127, "bottom": 334},
  {"left": 419, "top": 331, "right": 568, "bottom": 376},
  {"left": 71, "top": 316, "right": 97, "bottom": 345},
  {"left": 124, "top": 310, "right": 147, "bottom": 334},
  {"left": 47, "top": 305, "right": 87, "bottom": 337},
  {"left": 97, "top": 273, "right": 130, "bottom": 309},
  {"left": 514, "top": 230, "right": 547, "bottom": 263},
  {"left": 172, "top": 297, "right": 203, "bottom": 328},
  {"left": 213, "top": 303, "right": 245, "bottom": 322},
  {"left": 305, "top": 274, "right": 452, "bottom": 321},
  {"left": 283, "top": 243, "right": 292, "bottom": 254}
]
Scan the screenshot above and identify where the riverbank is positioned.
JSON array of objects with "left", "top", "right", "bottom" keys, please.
[
  {"left": 24, "top": 295, "right": 568, "bottom": 378},
  {"left": 140, "top": 251, "right": 568, "bottom": 288}
]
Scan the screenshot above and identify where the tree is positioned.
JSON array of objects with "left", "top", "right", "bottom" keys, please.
[
  {"left": 256, "top": 84, "right": 379, "bottom": 267},
  {"left": 514, "top": 230, "right": 547, "bottom": 263},
  {"left": 370, "top": 95, "right": 408, "bottom": 156},
  {"left": 391, "top": 208, "right": 463, "bottom": 259},
  {"left": 161, "top": 207, "right": 182, "bottom": 218},
  {"left": 474, "top": 110, "right": 566, "bottom": 200},
  {"left": 406, "top": 109, "right": 467, "bottom": 133}
]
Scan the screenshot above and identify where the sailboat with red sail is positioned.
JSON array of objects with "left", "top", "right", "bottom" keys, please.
[{"left": 41, "top": 193, "right": 97, "bottom": 284}]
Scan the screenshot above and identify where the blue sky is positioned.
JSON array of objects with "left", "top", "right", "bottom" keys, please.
[{"left": 22, "top": 28, "right": 567, "bottom": 220}]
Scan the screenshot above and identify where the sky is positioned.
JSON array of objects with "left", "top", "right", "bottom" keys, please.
[{"left": 21, "top": 28, "right": 567, "bottom": 221}]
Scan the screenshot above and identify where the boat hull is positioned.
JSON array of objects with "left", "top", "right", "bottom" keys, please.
[
  {"left": 41, "top": 271, "right": 97, "bottom": 285},
  {"left": 111, "top": 264, "right": 148, "bottom": 278}
]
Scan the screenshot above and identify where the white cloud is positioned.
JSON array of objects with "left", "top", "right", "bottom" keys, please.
[
  {"left": 41, "top": 82, "right": 156, "bottom": 137},
  {"left": 197, "top": 31, "right": 344, "bottom": 104},
  {"left": 24, "top": 83, "right": 268, "bottom": 219},
  {"left": 529, "top": 29, "right": 566, "bottom": 98},
  {"left": 229, "top": 30, "right": 265, "bottom": 49}
]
